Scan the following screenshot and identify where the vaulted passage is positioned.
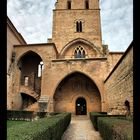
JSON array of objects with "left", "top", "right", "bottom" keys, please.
[
  {"left": 17, "top": 51, "right": 43, "bottom": 109},
  {"left": 54, "top": 72, "right": 101, "bottom": 114}
]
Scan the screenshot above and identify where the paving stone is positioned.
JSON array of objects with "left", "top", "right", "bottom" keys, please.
[{"left": 61, "top": 115, "right": 103, "bottom": 140}]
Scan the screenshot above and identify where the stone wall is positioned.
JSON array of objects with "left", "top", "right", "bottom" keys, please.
[
  {"left": 105, "top": 52, "right": 124, "bottom": 79},
  {"left": 104, "top": 43, "right": 133, "bottom": 115},
  {"left": 7, "top": 17, "right": 26, "bottom": 73},
  {"left": 7, "top": 17, "right": 26, "bottom": 109},
  {"left": 9, "top": 44, "right": 57, "bottom": 110}
]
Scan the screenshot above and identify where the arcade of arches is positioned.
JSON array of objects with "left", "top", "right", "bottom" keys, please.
[{"left": 54, "top": 73, "right": 101, "bottom": 114}]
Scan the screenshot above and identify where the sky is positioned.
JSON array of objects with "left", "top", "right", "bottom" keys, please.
[{"left": 7, "top": 0, "right": 133, "bottom": 52}]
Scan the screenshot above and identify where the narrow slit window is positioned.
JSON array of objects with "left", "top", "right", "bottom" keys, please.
[
  {"left": 67, "top": 1, "right": 71, "bottom": 9},
  {"left": 76, "top": 21, "right": 79, "bottom": 32},
  {"left": 85, "top": 0, "right": 89, "bottom": 9},
  {"left": 79, "top": 21, "right": 82, "bottom": 32},
  {"left": 38, "top": 61, "right": 44, "bottom": 77},
  {"left": 76, "top": 21, "right": 82, "bottom": 32},
  {"left": 24, "top": 76, "right": 29, "bottom": 86}
]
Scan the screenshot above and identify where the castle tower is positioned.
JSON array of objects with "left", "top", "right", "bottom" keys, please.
[{"left": 52, "top": 0, "right": 103, "bottom": 54}]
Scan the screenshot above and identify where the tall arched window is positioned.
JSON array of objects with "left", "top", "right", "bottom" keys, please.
[
  {"left": 38, "top": 61, "right": 44, "bottom": 77},
  {"left": 67, "top": 1, "right": 71, "bottom": 9},
  {"left": 76, "top": 21, "right": 83, "bottom": 32},
  {"left": 76, "top": 21, "right": 79, "bottom": 32},
  {"left": 74, "top": 46, "right": 86, "bottom": 58}
]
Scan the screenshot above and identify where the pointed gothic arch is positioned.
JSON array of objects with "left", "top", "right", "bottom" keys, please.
[
  {"left": 53, "top": 71, "right": 102, "bottom": 113},
  {"left": 59, "top": 38, "right": 102, "bottom": 58},
  {"left": 17, "top": 50, "right": 43, "bottom": 65},
  {"left": 17, "top": 51, "right": 43, "bottom": 110}
]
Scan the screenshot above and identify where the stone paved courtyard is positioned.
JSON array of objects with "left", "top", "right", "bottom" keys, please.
[{"left": 61, "top": 115, "right": 103, "bottom": 140}]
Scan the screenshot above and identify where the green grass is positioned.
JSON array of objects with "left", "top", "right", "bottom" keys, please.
[
  {"left": 7, "top": 120, "right": 29, "bottom": 128},
  {"left": 7, "top": 113, "right": 71, "bottom": 140}
]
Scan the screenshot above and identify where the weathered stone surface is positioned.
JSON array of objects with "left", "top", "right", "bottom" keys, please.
[
  {"left": 105, "top": 45, "right": 133, "bottom": 114},
  {"left": 7, "top": 0, "right": 132, "bottom": 116}
]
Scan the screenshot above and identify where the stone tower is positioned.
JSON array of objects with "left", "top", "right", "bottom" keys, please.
[{"left": 52, "top": 0, "right": 103, "bottom": 54}]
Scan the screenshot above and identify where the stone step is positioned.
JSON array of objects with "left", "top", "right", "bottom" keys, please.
[{"left": 38, "top": 96, "right": 49, "bottom": 102}]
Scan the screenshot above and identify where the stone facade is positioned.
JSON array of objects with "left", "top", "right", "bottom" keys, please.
[
  {"left": 104, "top": 44, "right": 133, "bottom": 115},
  {"left": 7, "top": 17, "right": 26, "bottom": 109},
  {"left": 7, "top": 0, "right": 133, "bottom": 115}
]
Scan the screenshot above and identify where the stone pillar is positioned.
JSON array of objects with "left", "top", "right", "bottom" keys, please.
[
  {"left": 10, "top": 60, "right": 22, "bottom": 110},
  {"left": 38, "top": 95, "right": 49, "bottom": 112}
]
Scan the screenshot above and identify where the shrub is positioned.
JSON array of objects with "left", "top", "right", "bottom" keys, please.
[
  {"left": 49, "top": 112, "right": 60, "bottom": 116},
  {"left": 89, "top": 112, "right": 107, "bottom": 130},
  {"left": 37, "top": 112, "right": 47, "bottom": 118},
  {"left": 7, "top": 112, "right": 71, "bottom": 140},
  {"left": 89, "top": 112, "right": 126, "bottom": 130},
  {"left": 98, "top": 117, "right": 133, "bottom": 140},
  {"left": 7, "top": 110, "right": 36, "bottom": 121},
  {"left": 7, "top": 120, "right": 29, "bottom": 128}
]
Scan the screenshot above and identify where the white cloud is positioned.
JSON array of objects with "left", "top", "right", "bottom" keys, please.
[
  {"left": 100, "top": 0, "right": 133, "bottom": 51},
  {"left": 7, "top": 0, "right": 133, "bottom": 51},
  {"left": 7, "top": 0, "right": 56, "bottom": 43}
]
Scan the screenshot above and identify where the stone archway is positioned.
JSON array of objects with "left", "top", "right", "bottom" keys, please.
[
  {"left": 53, "top": 72, "right": 101, "bottom": 114},
  {"left": 17, "top": 51, "right": 43, "bottom": 110},
  {"left": 76, "top": 97, "right": 87, "bottom": 115}
]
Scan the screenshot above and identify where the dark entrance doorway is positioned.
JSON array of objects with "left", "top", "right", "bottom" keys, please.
[{"left": 76, "top": 97, "right": 87, "bottom": 115}]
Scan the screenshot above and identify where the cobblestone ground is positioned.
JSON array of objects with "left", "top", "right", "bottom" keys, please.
[{"left": 61, "top": 115, "right": 103, "bottom": 140}]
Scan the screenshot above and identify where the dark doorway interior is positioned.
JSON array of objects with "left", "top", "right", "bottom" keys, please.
[
  {"left": 76, "top": 97, "right": 87, "bottom": 115},
  {"left": 21, "top": 93, "right": 37, "bottom": 109}
]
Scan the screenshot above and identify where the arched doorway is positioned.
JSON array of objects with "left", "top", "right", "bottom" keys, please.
[{"left": 76, "top": 97, "right": 87, "bottom": 115}]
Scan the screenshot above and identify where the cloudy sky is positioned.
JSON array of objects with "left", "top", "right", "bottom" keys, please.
[{"left": 7, "top": 0, "right": 133, "bottom": 51}]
